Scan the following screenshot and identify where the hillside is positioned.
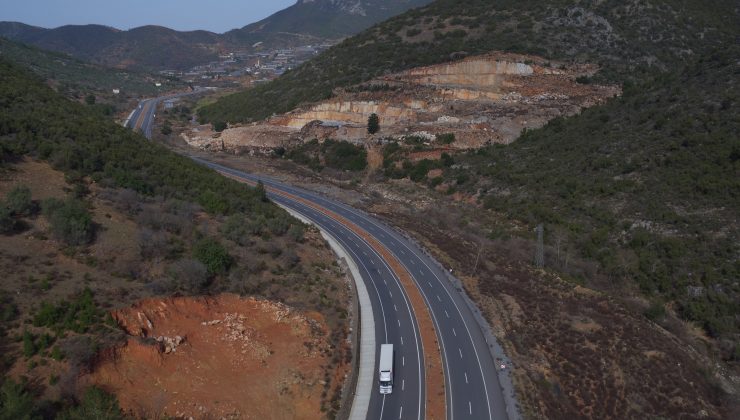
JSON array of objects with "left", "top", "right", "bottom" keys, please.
[
  {"left": 0, "top": 22, "right": 223, "bottom": 70},
  {"left": 0, "top": 1, "right": 431, "bottom": 71},
  {"left": 197, "top": 0, "right": 739, "bottom": 354},
  {"left": 439, "top": 47, "right": 738, "bottom": 342},
  {"left": 198, "top": 0, "right": 738, "bottom": 124},
  {"left": 0, "top": 58, "right": 350, "bottom": 418},
  {"left": 0, "top": 37, "right": 182, "bottom": 108},
  {"left": 227, "top": 0, "right": 433, "bottom": 41}
]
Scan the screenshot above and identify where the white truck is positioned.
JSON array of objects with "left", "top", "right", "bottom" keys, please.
[{"left": 379, "top": 344, "right": 394, "bottom": 394}]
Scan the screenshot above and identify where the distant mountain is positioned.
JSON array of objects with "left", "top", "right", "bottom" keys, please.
[
  {"left": 0, "top": 0, "right": 431, "bottom": 71},
  {"left": 0, "top": 37, "right": 182, "bottom": 105},
  {"left": 226, "top": 0, "right": 433, "bottom": 41},
  {"left": 0, "top": 22, "right": 223, "bottom": 70}
]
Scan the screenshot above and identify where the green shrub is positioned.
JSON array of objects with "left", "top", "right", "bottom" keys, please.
[
  {"left": 0, "top": 379, "right": 38, "bottom": 420},
  {"left": 58, "top": 386, "right": 123, "bottom": 420},
  {"left": 322, "top": 140, "right": 367, "bottom": 172},
  {"left": 22, "top": 330, "right": 36, "bottom": 358},
  {"left": 644, "top": 301, "right": 666, "bottom": 322},
  {"left": 193, "top": 238, "right": 232, "bottom": 274},
  {"left": 212, "top": 121, "right": 227, "bottom": 132},
  {"left": 0, "top": 206, "right": 16, "bottom": 234},
  {"left": 32, "top": 288, "right": 100, "bottom": 334},
  {"left": 42, "top": 197, "right": 95, "bottom": 246},
  {"left": 5, "top": 185, "right": 33, "bottom": 216},
  {"left": 437, "top": 133, "right": 455, "bottom": 144}
]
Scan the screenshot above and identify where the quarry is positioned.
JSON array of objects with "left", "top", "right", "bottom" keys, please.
[{"left": 184, "top": 52, "right": 620, "bottom": 152}]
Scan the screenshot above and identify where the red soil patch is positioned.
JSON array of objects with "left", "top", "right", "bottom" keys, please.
[{"left": 87, "top": 294, "right": 344, "bottom": 419}]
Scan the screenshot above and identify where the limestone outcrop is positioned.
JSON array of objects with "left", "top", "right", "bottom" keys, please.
[{"left": 185, "top": 51, "right": 620, "bottom": 151}]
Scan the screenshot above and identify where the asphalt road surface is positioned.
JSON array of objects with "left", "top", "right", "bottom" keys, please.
[
  {"left": 125, "top": 89, "right": 204, "bottom": 139},
  {"left": 125, "top": 92, "right": 513, "bottom": 419},
  {"left": 196, "top": 159, "right": 510, "bottom": 420}
]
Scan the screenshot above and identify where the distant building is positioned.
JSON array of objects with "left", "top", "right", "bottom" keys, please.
[{"left": 112, "top": 89, "right": 120, "bottom": 95}]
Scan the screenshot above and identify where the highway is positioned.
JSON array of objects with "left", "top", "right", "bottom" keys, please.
[
  {"left": 196, "top": 159, "right": 511, "bottom": 420},
  {"left": 124, "top": 88, "right": 205, "bottom": 139},
  {"left": 126, "top": 92, "right": 515, "bottom": 419}
]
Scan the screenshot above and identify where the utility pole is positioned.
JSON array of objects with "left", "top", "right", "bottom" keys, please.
[
  {"left": 534, "top": 224, "right": 545, "bottom": 269},
  {"left": 472, "top": 244, "right": 483, "bottom": 276}
]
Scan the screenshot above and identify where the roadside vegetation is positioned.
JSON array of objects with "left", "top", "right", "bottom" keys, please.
[
  {"left": 0, "top": 58, "right": 350, "bottom": 418},
  {"left": 286, "top": 139, "right": 368, "bottom": 173}
]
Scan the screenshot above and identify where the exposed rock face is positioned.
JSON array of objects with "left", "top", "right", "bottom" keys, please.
[
  {"left": 186, "top": 52, "right": 619, "bottom": 151},
  {"left": 400, "top": 58, "right": 535, "bottom": 87},
  {"left": 276, "top": 100, "right": 417, "bottom": 128},
  {"left": 275, "top": 52, "right": 619, "bottom": 146}
]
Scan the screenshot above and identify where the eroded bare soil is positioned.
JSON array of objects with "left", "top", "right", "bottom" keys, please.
[{"left": 87, "top": 294, "right": 348, "bottom": 419}]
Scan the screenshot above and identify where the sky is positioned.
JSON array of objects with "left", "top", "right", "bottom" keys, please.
[{"left": 0, "top": 0, "right": 297, "bottom": 33}]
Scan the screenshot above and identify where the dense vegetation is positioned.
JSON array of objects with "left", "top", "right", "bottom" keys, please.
[
  {"left": 202, "top": 0, "right": 739, "bottom": 347},
  {"left": 286, "top": 139, "right": 368, "bottom": 172},
  {"left": 199, "top": 0, "right": 737, "bottom": 123},
  {"left": 0, "top": 58, "right": 294, "bottom": 224},
  {"left": 431, "top": 48, "right": 736, "bottom": 344},
  {"left": 0, "top": 38, "right": 180, "bottom": 108},
  {"left": 0, "top": 57, "right": 352, "bottom": 417}
]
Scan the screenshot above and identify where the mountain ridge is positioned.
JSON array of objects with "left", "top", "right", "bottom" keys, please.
[{"left": 0, "top": 0, "right": 432, "bottom": 70}]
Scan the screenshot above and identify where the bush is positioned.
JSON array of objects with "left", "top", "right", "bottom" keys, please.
[
  {"left": 287, "top": 224, "right": 305, "bottom": 242},
  {"left": 0, "top": 379, "right": 38, "bottom": 420},
  {"left": 59, "top": 335, "right": 97, "bottom": 369},
  {"left": 437, "top": 133, "right": 455, "bottom": 144},
  {"left": 5, "top": 185, "right": 33, "bottom": 216},
  {"left": 193, "top": 238, "right": 232, "bottom": 274},
  {"left": 160, "top": 121, "right": 172, "bottom": 136},
  {"left": 58, "top": 386, "right": 123, "bottom": 420},
  {"left": 33, "top": 288, "right": 100, "bottom": 334},
  {"left": 0, "top": 206, "right": 16, "bottom": 234},
  {"left": 22, "top": 330, "right": 36, "bottom": 358},
  {"left": 322, "top": 140, "right": 367, "bottom": 172},
  {"left": 42, "top": 197, "right": 95, "bottom": 246},
  {"left": 644, "top": 301, "right": 666, "bottom": 321},
  {"left": 168, "top": 259, "right": 209, "bottom": 292}
]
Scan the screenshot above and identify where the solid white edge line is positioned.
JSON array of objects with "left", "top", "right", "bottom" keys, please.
[{"left": 278, "top": 205, "right": 375, "bottom": 420}]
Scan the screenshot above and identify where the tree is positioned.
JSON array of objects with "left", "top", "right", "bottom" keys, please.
[
  {"left": 212, "top": 121, "right": 227, "bottom": 132},
  {"left": 84, "top": 94, "right": 96, "bottom": 105},
  {"left": 367, "top": 113, "right": 380, "bottom": 134},
  {"left": 193, "top": 238, "right": 232, "bottom": 275},
  {"left": 160, "top": 121, "right": 172, "bottom": 136},
  {"left": 255, "top": 181, "right": 268, "bottom": 203}
]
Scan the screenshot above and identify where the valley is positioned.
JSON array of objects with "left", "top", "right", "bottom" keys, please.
[{"left": 0, "top": 0, "right": 738, "bottom": 419}]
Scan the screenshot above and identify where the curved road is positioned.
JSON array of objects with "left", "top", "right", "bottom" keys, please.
[
  {"left": 197, "top": 159, "right": 510, "bottom": 420},
  {"left": 126, "top": 95, "right": 513, "bottom": 419}
]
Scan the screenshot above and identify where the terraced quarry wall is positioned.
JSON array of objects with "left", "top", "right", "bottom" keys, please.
[{"left": 185, "top": 52, "right": 619, "bottom": 152}]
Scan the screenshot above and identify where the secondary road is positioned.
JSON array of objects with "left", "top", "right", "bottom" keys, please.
[{"left": 197, "top": 158, "right": 510, "bottom": 420}]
